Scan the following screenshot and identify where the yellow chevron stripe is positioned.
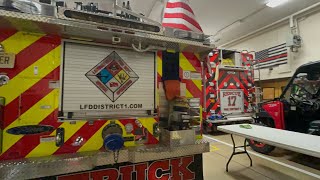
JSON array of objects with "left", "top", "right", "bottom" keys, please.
[
  {"left": 186, "top": 89, "right": 193, "bottom": 98},
  {"left": 2, "top": 89, "right": 59, "bottom": 153},
  {"left": 1, "top": 32, "right": 43, "bottom": 54},
  {"left": 180, "top": 53, "right": 196, "bottom": 71},
  {"left": 195, "top": 53, "right": 201, "bottom": 60},
  {"left": 26, "top": 121, "right": 86, "bottom": 158},
  {"left": 157, "top": 54, "right": 162, "bottom": 77},
  {"left": 78, "top": 121, "right": 110, "bottom": 152},
  {"left": 138, "top": 118, "right": 157, "bottom": 136},
  {"left": 192, "top": 80, "right": 202, "bottom": 91},
  {"left": 0, "top": 46, "right": 61, "bottom": 105}
]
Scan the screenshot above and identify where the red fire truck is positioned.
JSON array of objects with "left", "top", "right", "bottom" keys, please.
[
  {"left": 0, "top": 1, "right": 212, "bottom": 179},
  {"left": 202, "top": 49, "right": 258, "bottom": 133}
]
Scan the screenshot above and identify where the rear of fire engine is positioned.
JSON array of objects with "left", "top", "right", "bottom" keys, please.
[
  {"left": 0, "top": 1, "right": 213, "bottom": 179},
  {"left": 203, "top": 49, "right": 258, "bottom": 133}
]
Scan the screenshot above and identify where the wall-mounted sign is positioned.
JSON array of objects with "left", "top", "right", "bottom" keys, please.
[{"left": 0, "top": 53, "right": 15, "bottom": 68}]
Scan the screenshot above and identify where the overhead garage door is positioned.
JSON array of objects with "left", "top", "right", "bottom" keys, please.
[{"left": 60, "top": 42, "right": 155, "bottom": 119}]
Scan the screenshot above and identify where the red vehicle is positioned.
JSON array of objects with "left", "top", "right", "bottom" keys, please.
[{"left": 249, "top": 61, "right": 320, "bottom": 154}]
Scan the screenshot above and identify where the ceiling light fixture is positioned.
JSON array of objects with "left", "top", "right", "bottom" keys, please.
[{"left": 266, "top": 0, "right": 289, "bottom": 8}]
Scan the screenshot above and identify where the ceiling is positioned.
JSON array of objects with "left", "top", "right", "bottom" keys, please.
[{"left": 66, "top": 0, "right": 320, "bottom": 45}]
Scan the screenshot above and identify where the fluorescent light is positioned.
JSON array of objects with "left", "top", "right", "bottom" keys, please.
[{"left": 266, "top": 0, "right": 288, "bottom": 8}]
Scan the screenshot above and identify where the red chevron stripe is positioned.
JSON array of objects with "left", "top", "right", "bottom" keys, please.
[
  {"left": 54, "top": 121, "right": 107, "bottom": 155},
  {"left": 166, "top": 2, "right": 195, "bottom": 15},
  {"left": 0, "top": 110, "right": 61, "bottom": 160},
  {"left": 0, "top": 18, "right": 15, "bottom": 34},
  {"left": 3, "top": 35, "right": 60, "bottom": 79},
  {"left": 182, "top": 52, "right": 201, "bottom": 71},
  {"left": 231, "top": 76, "right": 249, "bottom": 96},
  {"left": 0, "top": 30, "right": 17, "bottom": 42},
  {"left": 3, "top": 67, "right": 60, "bottom": 129},
  {"left": 179, "top": 67, "right": 201, "bottom": 98},
  {"left": 218, "top": 74, "right": 232, "bottom": 89}
]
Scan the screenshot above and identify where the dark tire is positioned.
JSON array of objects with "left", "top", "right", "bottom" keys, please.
[{"left": 247, "top": 120, "right": 276, "bottom": 154}]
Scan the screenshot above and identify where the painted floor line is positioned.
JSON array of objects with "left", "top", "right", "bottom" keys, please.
[{"left": 204, "top": 135, "right": 320, "bottom": 179}]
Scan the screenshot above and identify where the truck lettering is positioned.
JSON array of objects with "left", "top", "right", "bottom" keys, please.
[
  {"left": 0, "top": 56, "right": 9, "bottom": 64},
  {"left": 58, "top": 156, "right": 195, "bottom": 180},
  {"left": 170, "top": 156, "right": 195, "bottom": 180},
  {"left": 223, "top": 91, "right": 241, "bottom": 98},
  {"left": 148, "top": 160, "right": 170, "bottom": 180},
  {"left": 135, "top": 163, "right": 147, "bottom": 180},
  {"left": 79, "top": 104, "right": 142, "bottom": 110},
  {"left": 91, "top": 168, "right": 119, "bottom": 180},
  {"left": 119, "top": 165, "right": 134, "bottom": 180}
]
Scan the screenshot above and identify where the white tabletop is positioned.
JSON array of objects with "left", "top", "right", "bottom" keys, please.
[{"left": 218, "top": 124, "right": 320, "bottom": 158}]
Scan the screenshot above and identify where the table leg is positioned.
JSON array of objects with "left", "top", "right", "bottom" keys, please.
[{"left": 226, "top": 134, "right": 253, "bottom": 172}]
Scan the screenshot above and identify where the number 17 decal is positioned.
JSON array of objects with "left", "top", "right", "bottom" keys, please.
[{"left": 228, "top": 96, "right": 237, "bottom": 106}]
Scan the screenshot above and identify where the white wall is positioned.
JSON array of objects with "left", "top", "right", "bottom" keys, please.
[{"left": 224, "top": 10, "right": 320, "bottom": 81}]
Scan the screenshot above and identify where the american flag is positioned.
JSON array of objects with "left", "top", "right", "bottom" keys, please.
[
  {"left": 255, "top": 43, "right": 288, "bottom": 69},
  {"left": 162, "top": 0, "right": 203, "bottom": 33}
]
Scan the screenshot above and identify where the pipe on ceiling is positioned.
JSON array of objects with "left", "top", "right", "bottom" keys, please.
[{"left": 219, "top": 2, "right": 320, "bottom": 48}]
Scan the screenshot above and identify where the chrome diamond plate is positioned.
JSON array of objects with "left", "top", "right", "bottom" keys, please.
[
  {"left": 0, "top": 142, "right": 209, "bottom": 180},
  {"left": 0, "top": 10, "right": 214, "bottom": 55},
  {"left": 0, "top": 150, "right": 129, "bottom": 180},
  {"left": 129, "top": 142, "right": 210, "bottom": 163}
]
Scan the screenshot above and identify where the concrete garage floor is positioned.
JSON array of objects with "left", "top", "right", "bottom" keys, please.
[{"left": 203, "top": 133, "right": 320, "bottom": 180}]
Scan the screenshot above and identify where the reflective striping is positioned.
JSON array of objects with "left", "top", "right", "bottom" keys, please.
[
  {"left": 0, "top": 110, "right": 61, "bottom": 160},
  {"left": 0, "top": 30, "right": 17, "bottom": 42},
  {"left": 78, "top": 121, "right": 110, "bottom": 152},
  {"left": 54, "top": 121, "right": 107, "bottom": 155},
  {"left": 0, "top": 31, "right": 43, "bottom": 54},
  {"left": 192, "top": 80, "right": 202, "bottom": 91},
  {"left": 180, "top": 53, "right": 196, "bottom": 71},
  {"left": 1, "top": 89, "right": 59, "bottom": 154},
  {"left": 186, "top": 89, "right": 193, "bottom": 98},
  {"left": 4, "top": 35, "right": 61, "bottom": 79},
  {"left": 0, "top": 46, "right": 61, "bottom": 105},
  {"left": 3, "top": 67, "right": 60, "bottom": 129},
  {"left": 157, "top": 54, "right": 163, "bottom": 77},
  {"left": 138, "top": 118, "right": 157, "bottom": 136},
  {"left": 26, "top": 121, "right": 86, "bottom": 158}
]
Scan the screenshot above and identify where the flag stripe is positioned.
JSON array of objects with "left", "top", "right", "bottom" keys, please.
[
  {"left": 268, "top": 43, "right": 286, "bottom": 51},
  {"left": 164, "top": 8, "right": 196, "bottom": 20},
  {"left": 258, "top": 53, "right": 287, "bottom": 63},
  {"left": 166, "top": 2, "right": 195, "bottom": 15},
  {"left": 162, "top": 18, "right": 202, "bottom": 33},
  {"left": 163, "top": 13, "right": 202, "bottom": 32},
  {"left": 255, "top": 43, "right": 288, "bottom": 69},
  {"left": 258, "top": 57, "right": 287, "bottom": 66}
]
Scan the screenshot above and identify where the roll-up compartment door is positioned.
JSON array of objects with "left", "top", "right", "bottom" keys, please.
[{"left": 60, "top": 42, "right": 155, "bottom": 119}]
